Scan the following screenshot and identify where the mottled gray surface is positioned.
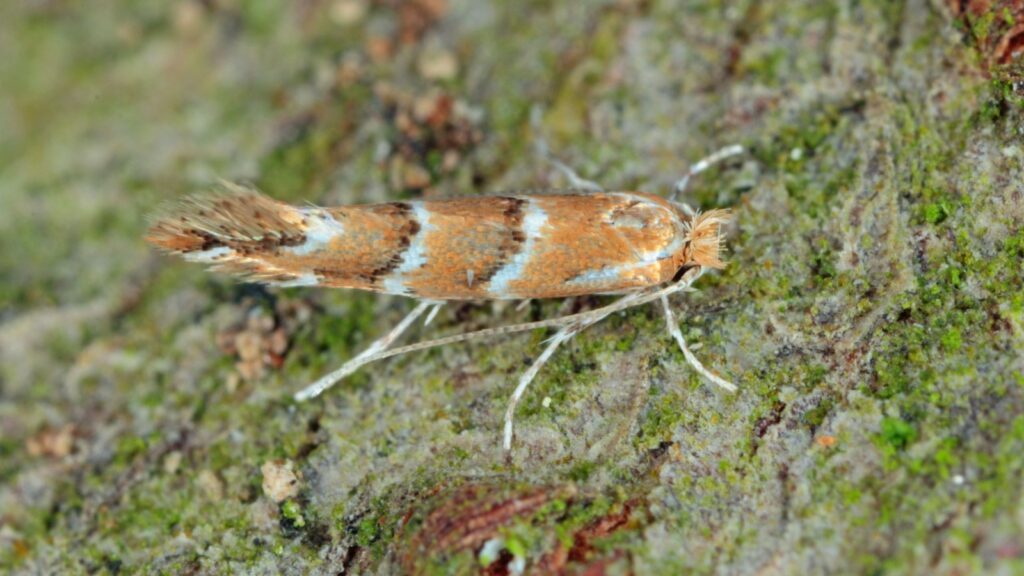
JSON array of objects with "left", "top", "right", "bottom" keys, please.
[{"left": 2, "top": 1, "right": 1024, "bottom": 574}]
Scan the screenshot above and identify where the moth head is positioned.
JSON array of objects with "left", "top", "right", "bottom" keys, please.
[{"left": 682, "top": 208, "right": 731, "bottom": 270}]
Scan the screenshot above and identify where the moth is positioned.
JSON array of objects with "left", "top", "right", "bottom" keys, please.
[{"left": 147, "top": 145, "right": 742, "bottom": 450}]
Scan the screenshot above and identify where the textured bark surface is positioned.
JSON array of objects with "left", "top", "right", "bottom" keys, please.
[{"left": 2, "top": 1, "right": 1023, "bottom": 574}]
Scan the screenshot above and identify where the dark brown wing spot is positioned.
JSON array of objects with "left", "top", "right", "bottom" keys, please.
[
  {"left": 476, "top": 197, "right": 527, "bottom": 284},
  {"left": 372, "top": 202, "right": 413, "bottom": 218},
  {"left": 366, "top": 204, "right": 422, "bottom": 285}
]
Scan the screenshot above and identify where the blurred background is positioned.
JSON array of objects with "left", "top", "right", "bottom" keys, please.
[{"left": 2, "top": 1, "right": 1023, "bottom": 573}]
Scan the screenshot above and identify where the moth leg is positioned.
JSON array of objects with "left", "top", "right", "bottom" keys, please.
[
  {"left": 530, "top": 106, "right": 604, "bottom": 192},
  {"left": 423, "top": 302, "right": 444, "bottom": 327},
  {"left": 659, "top": 294, "right": 736, "bottom": 392},
  {"left": 503, "top": 291, "right": 648, "bottom": 451},
  {"left": 670, "top": 144, "right": 745, "bottom": 205},
  {"left": 294, "top": 300, "right": 435, "bottom": 401},
  {"left": 503, "top": 323, "right": 580, "bottom": 451}
]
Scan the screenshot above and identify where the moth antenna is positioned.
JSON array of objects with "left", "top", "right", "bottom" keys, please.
[{"left": 671, "top": 144, "right": 744, "bottom": 201}]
